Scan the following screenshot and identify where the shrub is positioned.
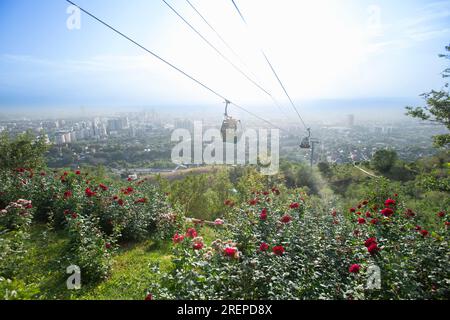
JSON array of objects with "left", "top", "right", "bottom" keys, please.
[
  {"left": 149, "top": 189, "right": 449, "bottom": 300},
  {"left": 0, "top": 200, "right": 34, "bottom": 278},
  {"left": 64, "top": 212, "right": 116, "bottom": 283}
]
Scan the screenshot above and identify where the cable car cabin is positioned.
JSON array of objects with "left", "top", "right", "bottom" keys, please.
[
  {"left": 300, "top": 128, "right": 312, "bottom": 149},
  {"left": 300, "top": 137, "right": 311, "bottom": 149},
  {"left": 221, "top": 116, "right": 240, "bottom": 144},
  {"left": 220, "top": 100, "right": 241, "bottom": 144}
]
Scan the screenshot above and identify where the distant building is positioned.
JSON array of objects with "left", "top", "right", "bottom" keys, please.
[
  {"left": 346, "top": 114, "right": 355, "bottom": 127},
  {"left": 107, "top": 117, "right": 129, "bottom": 133}
]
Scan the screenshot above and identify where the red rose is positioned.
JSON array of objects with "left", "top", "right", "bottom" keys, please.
[
  {"left": 135, "top": 198, "right": 147, "bottom": 204},
  {"left": 272, "top": 245, "right": 285, "bottom": 256},
  {"left": 289, "top": 202, "right": 300, "bottom": 209},
  {"left": 349, "top": 264, "right": 361, "bottom": 274},
  {"left": 186, "top": 228, "right": 198, "bottom": 239},
  {"left": 75, "top": 170, "right": 81, "bottom": 175},
  {"left": 172, "top": 233, "right": 184, "bottom": 244},
  {"left": 145, "top": 293, "right": 153, "bottom": 301},
  {"left": 260, "top": 210, "right": 268, "bottom": 221},
  {"left": 281, "top": 215, "right": 293, "bottom": 224},
  {"left": 366, "top": 212, "right": 372, "bottom": 218},
  {"left": 193, "top": 242, "right": 204, "bottom": 250},
  {"left": 356, "top": 211, "right": 362, "bottom": 216},
  {"left": 362, "top": 200, "right": 369, "bottom": 206},
  {"left": 415, "top": 225, "right": 422, "bottom": 231},
  {"left": 384, "top": 198, "right": 396, "bottom": 207},
  {"left": 365, "top": 237, "right": 377, "bottom": 248},
  {"left": 40, "top": 171, "right": 46, "bottom": 176},
  {"left": 249, "top": 199, "right": 258, "bottom": 206},
  {"left": 438, "top": 211, "right": 445, "bottom": 218},
  {"left": 271, "top": 188, "right": 280, "bottom": 196},
  {"left": 105, "top": 243, "right": 112, "bottom": 249},
  {"left": 420, "top": 230, "right": 429, "bottom": 237},
  {"left": 85, "top": 188, "right": 96, "bottom": 198},
  {"left": 224, "top": 247, "right": 237, "bottom": 257},
  {"left": 349, "top": 208, "right": 356, "bottom": 213},
  {"left": 331, "top": 211, "right": 337, "bottom": 217},
  {"left": 370, "top": 218, "right": 379, "bottom": 225},
  {"left": 367, "top": 243, "right": 380, "bottom": 255},
  {"left": 358, "top": 218, "right": 366, "bottom": 224},
  {"left": 71, "top": 213, "right": 78, "bottom": 219},
  {"left": 99, "top": 184, "right": 108, "bottom": 191},
  {"left": 381, "top": 208, "right": 394, "bottom": 217},
  {"left": 64, "top": 190, "right": 73, "bottom": 199},
  {"left": 117, "top": 199, "right": 124, "bottom": 206},
  {"left": 259, "top": 243, "right": 269, "bottom": 252}
]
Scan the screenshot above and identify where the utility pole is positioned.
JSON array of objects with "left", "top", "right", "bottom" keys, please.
[{"left": 310, "top": 139, "right": 320, "bottom": 167}]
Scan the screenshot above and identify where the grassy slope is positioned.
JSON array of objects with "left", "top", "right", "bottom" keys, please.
[
  {"left": 17, "top": 225, "right": 172, "bottom": 300},
  {"left": 15, "top": 224, "right": 218, "bottom": 300}
]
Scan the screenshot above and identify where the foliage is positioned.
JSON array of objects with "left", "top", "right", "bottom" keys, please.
[
  {"left": 65, "top": 213, "right": 116, "bottom": 283},
  {"left": 149, "top": 187, "right": 449, "bottom": 300},
  {"left": 372, "top": 149, "right": 398, "bottom": 173},
  {"left": 0, "top": 131, "right": 49, "bottom": 171},
  {"left": 406, "top": 44, "right": 450, "bottom": 148},
  {"left": 0, "top": 200, "right": 34, "bottom": 279}
]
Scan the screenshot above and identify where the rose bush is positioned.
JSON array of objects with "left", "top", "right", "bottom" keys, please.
[
  {"left": 0, "top": 169, "right": 183, "bottom": 285},
  {"left": 0, "top": 200, "right": 34, "bottom": 279},
  {"left": 149, "top": 188, "right": 449, "bottom": 300}
]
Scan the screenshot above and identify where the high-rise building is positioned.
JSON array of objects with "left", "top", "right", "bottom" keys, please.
[{"left": 346, "top": 114, "right": 355, "bottom": 127}]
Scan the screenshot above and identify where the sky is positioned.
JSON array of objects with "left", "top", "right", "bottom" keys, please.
[{"left": 0, "top": 0, "right": 449, "bottom": 118}]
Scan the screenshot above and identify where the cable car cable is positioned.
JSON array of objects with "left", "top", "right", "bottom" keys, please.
[
  {"left": 185, "top": 0, "right": 292, "bottom": 120},
  {"left": 64, "top": 0, "right": 286, "bottom": 133},
  {"left": 230, "top": 0, "right": 309, "bottom": 131},
  {"left": 162, "top": 0, "right": 273, "bottom": 99}
]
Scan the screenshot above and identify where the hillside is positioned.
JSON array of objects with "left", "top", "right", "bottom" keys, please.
[{"left": 1, "top": 150, "right": 449, "bottom": 299}]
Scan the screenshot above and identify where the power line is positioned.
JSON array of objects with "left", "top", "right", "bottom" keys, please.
[
  {"left": 230, "top": 0, "right": 309, "bottom": 131},
  {"left": 64, "top": 0, "right": 286, "bottom": 132}
]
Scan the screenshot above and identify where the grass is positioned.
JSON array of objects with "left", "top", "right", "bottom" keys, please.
[
  {"left": 5, "top": 224, "right": 218, "bottom": 300},
  {"left": 7, "top": 225, "right": 173, "bottom": 300}
]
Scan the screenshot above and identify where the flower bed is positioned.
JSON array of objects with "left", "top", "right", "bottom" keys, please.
[{"left": 149, "top": 189, "right": 449, "bottom": 300}]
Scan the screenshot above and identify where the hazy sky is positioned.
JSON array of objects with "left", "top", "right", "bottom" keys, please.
[{"left": 0, "top": 0, "right": 449, "bottom": 116}]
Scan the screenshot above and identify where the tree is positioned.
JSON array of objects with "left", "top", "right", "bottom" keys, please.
[
  {"left": 317, "top": 162, "right": 332, "bottom": 177},
  {"left": 406, "top": 45, "right": 450, "bottom": 148},
  {"left": 0, "top": 131, "right": 49, "bottom": 171},
  {"left": 372, "top": 149, "right": 398, "bottom": 173}
]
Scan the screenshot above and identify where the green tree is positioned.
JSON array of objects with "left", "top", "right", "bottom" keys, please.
[
  {"left": 372, "top": 149, "right": 398, "bottom": 173},
  {"left": 0, "top": 131, "right": 49, "bottom": 171},
  {"left": 317, "top": 162, "right": 332, "bottom": 177},
  {"left": 406, "top": 45, "right": 450, "bottom": 148}
]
